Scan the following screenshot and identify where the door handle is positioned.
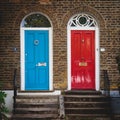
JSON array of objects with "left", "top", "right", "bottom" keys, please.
[
  {"left": 36, "top": 62, "right": 47, "bottom": 67},
  {"left": 81, "top": 57, "right": 85, "bottom": 61}
]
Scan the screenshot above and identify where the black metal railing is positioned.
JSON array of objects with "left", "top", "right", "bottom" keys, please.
[
  {"left": 13, "top": 68, "right": 17, "bottom": 113},
  {"left": 103, "top": 70, "right": 110, "bottom": 96}
]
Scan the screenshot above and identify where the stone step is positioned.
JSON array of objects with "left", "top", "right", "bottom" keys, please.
[
  {"left": 64, "top": 95, "right": 108, "bottom": 98},
  {"left": 16, "top": 102, "right": 58, "bottom": 108},
  {"left": 13, "top": 95, "right": 60, "bottom": 119},
  {"left": 63, "top": 91, "right": 110, "bottom": 119},
  {"left": 64, "top": 90, "right": 102, "bottom": 95},
  {"left": 64, "top": 101, "right": 109, "bottom": 108},
  {"left": 16, "top": 95, "right": 59, "bottom": 103},
  {"left": 66, "top": 113, "right": 110, "bottom": 117},
  {"left": 12, "top": 114, "right": 58, "bottom": 120},
  {"left": 15, "top": 107, "right": 58, "bottom": 114},
  {"left": 16, "top": 95, "right": 59, "bottom": 99},
  {"left": 65, "top": 107, "right": 110, "bottom": 114},
  {"left": 66, "top": 114, "right": 110, "bottom": 120},
  {"left": 64, "top": 95, "right": 109, "bottom": 101}
]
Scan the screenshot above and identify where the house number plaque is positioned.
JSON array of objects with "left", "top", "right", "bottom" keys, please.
[{"left": 79, "top": 62, "right": 87, "bottom": 66}]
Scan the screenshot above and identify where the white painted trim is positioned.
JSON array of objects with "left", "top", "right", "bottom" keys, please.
[
  {"left": 20, "top": 27, "right": 53, "bottom": 91},
  {"left": 21, "top": 27, "right": 52, "bottom": 30},
  {"left": 67, "top": 29, "right": 71, "bottom": 90},
  {"left": 68, "top": 27, "right": 96, "bottom": 30},
  {"left": 95, "top": 27, "right": 100, "bottom": 91},
  {"left": 20, "top": 29, "right": 25, "bottom": 90},
  {"left": 49, "top": 28, "right": 53, "bottom": 90},
  {"left": 17, "top": 90, "right": 61, "bottom": 96},
  {"left": 67, "top": 25, "right": 100, "bottom": 91}
]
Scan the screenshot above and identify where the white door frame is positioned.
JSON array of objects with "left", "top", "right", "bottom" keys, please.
[
  {"left": 67, "top": 14, "right": 100, "bottom": 91},
  {"left": 20, "top": 27, "right": 53, "bottom": 91}
]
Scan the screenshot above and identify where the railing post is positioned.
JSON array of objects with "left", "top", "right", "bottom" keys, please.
[
  {"left": 59, "top": 95, "right": 65, "bottom": 119},
  {"left": 103, "top": 70, "right": 110, "bottom": 97},
  {"left": 13, "top": 69, "right": 17, "bottom": 113}
]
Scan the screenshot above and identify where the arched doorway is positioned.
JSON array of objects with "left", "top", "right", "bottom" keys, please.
[
  {"left": 67, "top": 13, "right": 100, "bottom": 91},
  {"left": 20, "top": 13, "right": 53, "bottom": 91}
]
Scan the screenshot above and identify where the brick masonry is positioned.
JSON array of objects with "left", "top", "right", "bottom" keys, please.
[{"left": 0, "top": 0, "right": 120, "bottom": 90}]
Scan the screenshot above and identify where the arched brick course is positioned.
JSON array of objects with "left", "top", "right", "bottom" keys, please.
[
  {"left": 61, "top": 5, "right": 106, "bottom": 29},
  {"left": 12, "top": 5, "right": 58, "bottom": 30}
]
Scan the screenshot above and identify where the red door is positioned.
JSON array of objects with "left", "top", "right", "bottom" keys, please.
[{"left": 71, "top": 30, "right": 95, "bottom": 90}]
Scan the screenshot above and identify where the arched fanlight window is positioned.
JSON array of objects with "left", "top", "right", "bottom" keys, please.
[
  {"left": 68, "top": 14, "right": 97, "bottom": 27},
  {"left": 22, "top": 13, "right": 51, "bottom": 27}
]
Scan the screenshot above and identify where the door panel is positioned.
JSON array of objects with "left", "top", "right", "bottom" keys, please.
[
  {"left": 71, "top": 30, "right": 95, "bottom": 90},
  {"left": 25, "top": 30, "right": 49, "bottom": 90}
]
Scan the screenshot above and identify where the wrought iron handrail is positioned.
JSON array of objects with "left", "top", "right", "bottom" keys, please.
[
  {"left": 13, "top": 68, "right": 17, "bottom": 113},
  {"left": 103, "top": 70, "right": 110, "bottom": 96}
]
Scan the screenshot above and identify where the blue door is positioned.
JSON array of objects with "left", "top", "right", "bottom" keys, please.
[{"left": 25, "top": 30, "right": 49, "bottom": 90}]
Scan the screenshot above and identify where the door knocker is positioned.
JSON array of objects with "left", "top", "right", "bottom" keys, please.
[{"left": 34, "top": 40, "right": 39, "bottom": 45}]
